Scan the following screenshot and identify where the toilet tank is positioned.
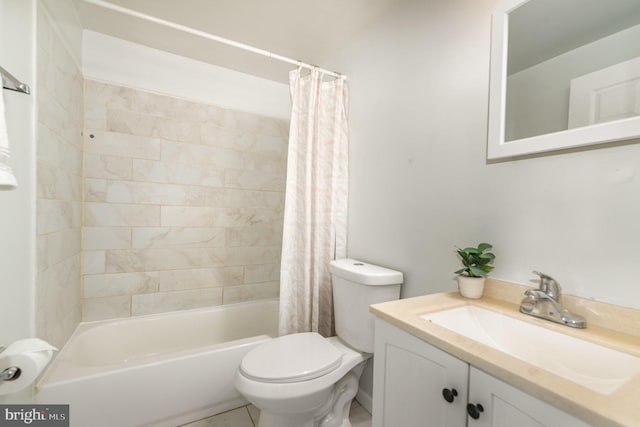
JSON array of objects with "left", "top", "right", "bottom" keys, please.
[{"left": 330, "top": 259, "right": 403, "bottom": 353}]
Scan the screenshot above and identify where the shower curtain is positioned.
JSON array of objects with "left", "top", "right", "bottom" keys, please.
[{"left": 279, "top": 68, "right": 349, "bottom": 337}]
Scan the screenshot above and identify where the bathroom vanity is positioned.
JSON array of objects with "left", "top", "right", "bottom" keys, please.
[{"left": 370, "top": 279, "right": 640, "bottom": 427}]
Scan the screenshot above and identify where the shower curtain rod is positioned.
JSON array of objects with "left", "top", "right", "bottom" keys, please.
[{"left": 82, "top": 0, "right": 346, "bottom": 80}]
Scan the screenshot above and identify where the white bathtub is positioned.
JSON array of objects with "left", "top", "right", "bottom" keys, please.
[{"left": 37, "top": 299, "right": 279, "bottom": 427}]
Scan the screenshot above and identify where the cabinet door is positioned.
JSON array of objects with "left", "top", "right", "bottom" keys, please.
[
  {"left": 372, "top": 319, "right": 469, "bottom": 427},
  {"left": 468, "top": 367, "right": 592, "bottom": 427}
]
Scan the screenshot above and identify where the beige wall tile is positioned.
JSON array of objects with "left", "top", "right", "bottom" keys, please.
[
  {"left": 36, "top": 255, "right": 82, "bottom": 348},
  {"left": 84, "top": 104, "right": 106, "bottom": 130},
  {"left": 83, "top": 250, "right": 106, "bottom": 274},
  {"left": 161, "top": 140, "right": 244, "bottom": 169},
  {"left": 159, "top": 206, "right": 215, "bottom": 227},
  {"left": 106, "top": 109, "right": 159, "bottom": 137},
  {"left": 36, "top": 6, "right": 54, "bottom": 56},
  {"left": 223, "top": 282, "right": 279, "bottom": 304},
  {"left": 244, "top": 263, "right": 281, "bottom": 284},
  {"left": 223, "top": 246, "right": 280, "bottom": 266},
  {"left": 226, "top": 224, "right": 283, "bottom": 247},
  {"left": 84, "top": 272, "right": 158, "bottom": 298},
  {"left": 155, "top": 116, "right": 203, "bottom": 143},
  {"left": 39, "top": 93, "right": 83, "bottom": 147},
  {"left": 111, "top": 109, "right": 206, "bottom": 143},
  {"left": 131, "top": 91, "right": 208, "bottom": 122},
  {"left": 161, "top": 206, "right": 281, "bottom": 228},
  {"left": 84, "top": 227, "right": 131, "bottom": 250},
  {"left": 207, "top": 105, "right": 227, "bottom": 128},
  {"left": 205, "top": 188, "right": 284, "bottom": 209},
  {"left": 200, "top": 126, "right": 255, "bottom": 150},
  {"left": 85, "top": 80, "right": 132, "bottom": 110},
  {"left": 254, "top": 133, "right": 288, "bottom": 154},
  {"left": 37, "top": 160, "right": 82, "bottom": 201},
  {"left": 84, "top": 131, "right": 162, "bottom": 160},
  {"left": 225, "top": 110, "right": 287, "bottom": 137},
  {"left": 106, "top": 180, "right": 207, "bottom": 206},
  {"left": 105, "top": 248, "right": 205, "bottom": 273},
  {"left": 225, "top": 168, "right": 285, "bottom": 191},
  {"left": 201, "top": 248, "right": 226, "bottom": 268},
  {"left": 44, "top": 229, "right": 82, "bottom": 267},
  {"left": 132, "top": 159, "right": 224, "bottom": 187},
  {"left": 36, "top": 235, "right": 48, "bottom": 272},
  {"left": 131, "top": 288, "right": 223, "bottom": 316},
  {"left": 37, "top": 123, "right": 82, "bottom": 176},
  {"left": 85, "top": 153, "right": 132, "bottom": 180},
  {"left": 82, "top": 81, "right": 288, "bottom": 319},
  {"left": 82, "top": 295, "right": 131, "bottom": 321},
  {"left": 243, "top": 152, "right": 287, "bottom": 175},
  {"left": 85, "top": 203, "right": 160, "bottom": 227},
  {"left": 37, "top": 28, "right": 84, "bottom": 361},
  {"left": 37, "top": 199, "right": 81, "bottom": 234},
  {"left": 159, "top": 267, "right": 244, "bottom": 291},
  {"left": 84, "top": 178, "right": 107, "bottom": 202},
  {"left": 131, "top": 227, "right": 225, "bottom": 248}
]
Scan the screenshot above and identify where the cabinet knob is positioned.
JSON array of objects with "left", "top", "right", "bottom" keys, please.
[
  {"left": 466, "top": 403, "right": 484, "bottom": 419},
  {"left": 441, "top": 388, "right": 458, "bottom": 403}
]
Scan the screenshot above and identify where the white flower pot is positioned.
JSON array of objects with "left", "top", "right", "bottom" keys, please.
[{"left": 457, "top": 276, "right": 485, "bottom": 299}]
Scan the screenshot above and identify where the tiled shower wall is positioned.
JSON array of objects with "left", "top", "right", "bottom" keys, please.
[
  {"left": 82, "top": 81, "right": 288, "bottom": 320},
  {"left": 36, "top": 5, "right": 83, "bottom": 347}
]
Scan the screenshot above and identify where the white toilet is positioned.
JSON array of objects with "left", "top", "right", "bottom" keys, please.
[{"left": 235, "top": 258, "right": 403, "bottom": 427}]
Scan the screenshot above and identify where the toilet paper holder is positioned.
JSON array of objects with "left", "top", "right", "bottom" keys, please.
[
  {"left": 0, "top": 347, "right": 21, "bottom": 381},
  {"left": 1, "top": 366, "right": 20, "bottom": 381}
]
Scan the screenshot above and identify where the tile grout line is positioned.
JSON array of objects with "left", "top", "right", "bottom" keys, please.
[{"left": 245, "top": 405, "right": 256, "bottom": 427}]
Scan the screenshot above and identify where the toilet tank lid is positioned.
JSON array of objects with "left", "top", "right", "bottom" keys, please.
[{"left": 330, "top": 258, "right": 403, "bottom": 286}]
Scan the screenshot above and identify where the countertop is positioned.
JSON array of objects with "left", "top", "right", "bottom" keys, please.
[{"left": 369, "top": 279, "right": 640, "bottom": 427}]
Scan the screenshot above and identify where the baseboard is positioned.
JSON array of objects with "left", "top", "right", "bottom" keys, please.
[{"left": 355, "top": 387, "right": 372, "bottom": 414}]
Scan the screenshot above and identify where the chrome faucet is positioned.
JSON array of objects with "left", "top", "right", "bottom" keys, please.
[{"left": 519, "top": 271, "right": 586, "bottom": 329}]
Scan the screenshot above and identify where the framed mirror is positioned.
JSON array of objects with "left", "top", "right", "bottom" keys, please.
[{"left": 487, "top": 0, "right": 640, "bottom": 159}]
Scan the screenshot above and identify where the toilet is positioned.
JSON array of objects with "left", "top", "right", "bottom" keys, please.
[{"left": 235, "top": 258, "right": 403, "bottom": 427}]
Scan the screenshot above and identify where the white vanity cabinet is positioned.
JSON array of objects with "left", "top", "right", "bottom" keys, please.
[
  {"left": 372, "top": 318, "right": 469, "bottom": 427},
  {"left": 372, "top": 319, "right": 591, "bottom": 427},
  {"left": 467, "top": 367, "right": 590, "bottom": 427}
]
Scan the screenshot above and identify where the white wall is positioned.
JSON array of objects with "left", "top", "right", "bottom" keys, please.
[
  {"left": 0, "top": 0, "right": 36, "bottom": 346},
  {"left": 331, "top": 0, "right": 640, "bottom": 309},
  {"left": 83, "top": 31, "right": 290, "bottom": 119},
  {"left": 0, "top": 0, "right": 35, "bottom": 405}
]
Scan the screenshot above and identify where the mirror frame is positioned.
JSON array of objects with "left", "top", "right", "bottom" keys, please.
[{"left": 487, "top": 0, "right": 640, "bottom": 159}]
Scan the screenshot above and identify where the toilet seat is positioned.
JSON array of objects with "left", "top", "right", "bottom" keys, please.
[{"left": 240, "top": 332, "right": 343, "bottom": 383}]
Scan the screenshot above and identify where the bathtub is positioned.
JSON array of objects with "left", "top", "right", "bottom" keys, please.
[{"left": 37, "top": 299, "right": 279, "bottom": 427}]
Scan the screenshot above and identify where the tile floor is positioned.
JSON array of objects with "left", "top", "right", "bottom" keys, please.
[{"left": 181, "top": 400, "right": 372, "bottom": 427}]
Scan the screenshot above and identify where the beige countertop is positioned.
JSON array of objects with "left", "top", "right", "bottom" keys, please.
[{"left": 370, "top": 279, "right": 640, "bottom": 427}]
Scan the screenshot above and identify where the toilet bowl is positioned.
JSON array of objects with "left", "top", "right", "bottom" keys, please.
[
  {"left": 235, "top": 259, "right": 403, "bottom": 427},
  {"left": 236, "top": 334, "right": 368, "bottom": 427}
]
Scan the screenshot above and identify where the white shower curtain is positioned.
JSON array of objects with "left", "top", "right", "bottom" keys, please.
[{"left": 279, "top": 68, "right": 349, "bottom": 337}]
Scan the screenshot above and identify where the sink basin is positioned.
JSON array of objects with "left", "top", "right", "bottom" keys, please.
[{"left": 420, "top": 305, "right": 640, "bottom": 395}]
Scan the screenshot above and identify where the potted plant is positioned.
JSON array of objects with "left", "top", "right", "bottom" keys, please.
[{"left": 454, "top": 243, "right": 495, "bottom": 299}]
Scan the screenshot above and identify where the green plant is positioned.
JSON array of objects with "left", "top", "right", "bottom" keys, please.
[{"left": 455, "top": 243, "right": 495, "bottom": 277}]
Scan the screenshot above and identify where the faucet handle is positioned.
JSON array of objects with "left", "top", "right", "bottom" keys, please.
[{"left": 532, "top": 271, "right": 561, "bottom": 301}]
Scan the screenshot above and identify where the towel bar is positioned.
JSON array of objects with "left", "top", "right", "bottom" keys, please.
[{"left": 1, "top": 65, "right": 30, "bottom": 95}]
